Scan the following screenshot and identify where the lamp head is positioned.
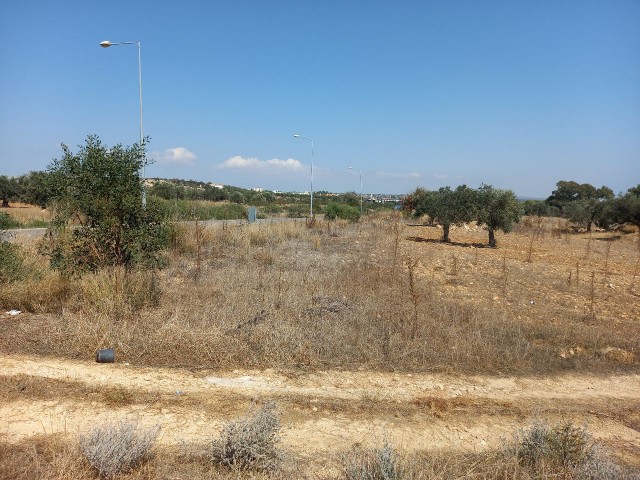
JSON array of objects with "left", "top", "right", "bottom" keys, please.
[
  {"left": 99, "top": 41, "right": 112, "bottom": 48},
  {"left": 293, "top": 134, "right": 300, "bottom": 138}
]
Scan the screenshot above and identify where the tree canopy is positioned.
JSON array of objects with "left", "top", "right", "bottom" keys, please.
[
  {"left": 42, "top": 135, "right": 167, "bottom": 274},
  {"left": 0, "top": 175, "right": 21, "bottom": 208},
  {"left": 412, "top": 185, "right": 477, "bottom": 243},
  {"left": 546, "top": 181, "right": 613, "bottom": 231},
  {"left": 476, "top": 185, "right": 522, "bottom": 247},
  {"left": 613, "top": 184, "right": 640, "bottom": 229}
]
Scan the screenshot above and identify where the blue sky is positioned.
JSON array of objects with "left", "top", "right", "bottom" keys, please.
[{"left": 1, "top": 1, "right": 638, "bottom": 197}]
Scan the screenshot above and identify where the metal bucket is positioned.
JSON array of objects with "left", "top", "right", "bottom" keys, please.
[{"left": 96, "top": 349, "right": 115, "bottom": 363}]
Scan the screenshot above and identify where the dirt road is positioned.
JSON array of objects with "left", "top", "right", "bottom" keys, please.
[{"left": 1, "top": 353, "right": 639, "bottom": 467}]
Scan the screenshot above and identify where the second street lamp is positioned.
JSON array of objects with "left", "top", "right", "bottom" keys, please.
[
  {"left": 293, "top": 134, "right": 314, "bottom": 218},
  {"left": 99, "top": 40, "right": 146, "bottom": 207}
]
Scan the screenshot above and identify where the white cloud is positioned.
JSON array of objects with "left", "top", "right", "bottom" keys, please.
[
  {"left": 218, "top": 156, "right": 304, "bottom": 172},
  {"left": 375, "top": 171, "right": 421, "bottom": 179},
  {"left": 151, "top": 147, "right": 197, "bottom": 165},
  {"left": 434, "top": 174, "right": 448, "bottom": 179}
]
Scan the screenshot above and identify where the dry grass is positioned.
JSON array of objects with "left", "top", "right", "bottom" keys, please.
[
  {"left": 1, "top": 202, "right": 52, "bottom": 226},
  {"left": 0, "top": 436, "right": 295, "bottom": 480},
  {"left": 1, "top": 213, "right": 638, "bottom": 375}
]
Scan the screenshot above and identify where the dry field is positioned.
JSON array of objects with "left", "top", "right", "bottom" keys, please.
[
  {"left": 1, "top": 202, "right": 52, "bottom": 226},
  {"left": 1, "top": 213, "right": 639, "bottom": 478}
]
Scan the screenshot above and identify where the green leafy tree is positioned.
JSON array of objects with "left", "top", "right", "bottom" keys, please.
[
  {"left": 203, "top": 184, "right": 226, "bottom": 202},
  {"left": 614, "top": 185, "right": 640, "bottom": 229},
  {"left": 324, "top": 202, "right": 360, "bottom": 222},
  {"left": 476, "top": 185, "right": 522, "bottom": 248},
  {"left": 413, "top": 185, "right": 477, "bottom": 242},
  {"left": 546, "top": 181, "right": 613, "bottom": 231},
  {"left": 150, "top": 182, "right": 185, "bottom": 201},
  {"left": 250, "top": 193, "right": 267, "bottom": 205},
  {"left": 0, "top": 175, "right": 22, "bottom": 208},
  {"left": 17, "top": 171, "right": 53, "bottom": 208},
  {"left": 229, "top": 191, "right": 245, "bottom": 204},
  {"left": 43, "top": 135, "right": 167, "bottom": 274},
  {"left": 522, "top": 199, "right": 559, "bottom": 217}
]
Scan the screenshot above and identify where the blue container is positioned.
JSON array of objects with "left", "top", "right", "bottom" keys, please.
[{"left": 96, "top": 349, "right": 115, "bottom": 363}]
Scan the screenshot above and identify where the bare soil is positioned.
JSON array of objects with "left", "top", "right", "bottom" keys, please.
[{"left": 1, "top": 352, "right": 639, "bottom": 472}]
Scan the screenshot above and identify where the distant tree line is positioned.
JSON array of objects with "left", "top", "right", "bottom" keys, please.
[
  {"left": 3, "top": 159, "right": 639, "bottom": 236},
  {"left": 543, "top": 180, "right": 640, "bottom": 232},
  {"left": 404, "top": 180, "right": 640, "bottom": 247}
]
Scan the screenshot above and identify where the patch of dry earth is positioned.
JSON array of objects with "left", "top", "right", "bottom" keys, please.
[{"left": 1, "top": 353, "right": 639, "bottom": 465}]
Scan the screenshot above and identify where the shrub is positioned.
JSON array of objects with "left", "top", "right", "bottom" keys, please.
[
  {"left": 212, "top": 202, "right": 247, "bottom": 220},
  {"left": 260, "top": 204, "right": 284, "bottom": 215},
  {"left": 0, "top": 212, "right": 21, "bottom": 230},
  {"left": 211, "top": 401, "right": 282, "bottom": 472},
  {"left": 286, "top": 203, "right": 308, "bottom": 218},
  {"left": 325, "top": 203, "right": 361, "bottom": 222},
  {"left": 79, "top": 419, "right": 160, "bottom": 479},
  {"left": 341, "top": 440, "right": 414, "bottom": 480},
  {"left": 0, "top": 241, "right": 28, "bottom": 284},
  {"left": 43, "top": 136, "right": 168, "bottom": 274},
  {"left": 510, "top": 419, "right": 622, "bottom": 478}
]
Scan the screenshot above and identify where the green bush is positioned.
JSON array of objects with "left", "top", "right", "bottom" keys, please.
[
  {"left": 43, "top": 136, "right": 168, "bottom": 274},
  {"left": 212, "top": 203, "right": 247, "bottom": 220},
  {"left": 0, "top": 212, "right": 20, "bottom": 230},
  {"left": 0, "top": 241, "right": 28, "bottom": 284},
  {"left": 324, "top": 203, "right": 361, "bottom": 222},
  {"left": 510, "top": 419, "right": 623, "bottom": 478},
  {"left": 260, "top": 204, "right": 284, "bottom": 215},
  {"left": 151, "top": 197, "right": 246, "bottom": 221},
  {"left": 286, "top": 203, "right": 309, "bottom": 218}
]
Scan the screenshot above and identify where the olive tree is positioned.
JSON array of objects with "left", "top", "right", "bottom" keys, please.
[
  {"left": 43, "top": 135, "right": 167, "bottom": 274},
  {"left": 476, "top": 184, "right": 522, "bottom": 247},
  {"left": 413, "top": 185, "right": 477, "bottom": 242},
  {"left": 0, "top": 175, "right": 21, "bottom": 208},
  {"left": 614, "top": 185, "right": 640, "bottom": 248},
  {"left": 546, "top": 180, "right": 613, "bottom": 231}
]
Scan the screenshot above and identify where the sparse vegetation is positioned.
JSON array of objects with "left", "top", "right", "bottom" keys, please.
[
  {"left": 341, "top": 440, "right": 414, "bottom": 480},
  {"left": 508, "top": 419, "right": 626, "bottom": 480},
  {"left": 78, "top": 419, "right": 160, "bottom": 479},
  {"left": 211, "top": 401, "right": 283, "bottom": 472},
  {"left": 0, "top": 175, "right": 639, "bottom": 478}
]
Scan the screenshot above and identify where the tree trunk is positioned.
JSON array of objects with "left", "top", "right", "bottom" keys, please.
[
  {"left": 443, "top": 224, "right": 450, "bottom": 243},
  {"left": 1, "top": 196, "right": 9, "bottom": 208},
  {"left": 488, "top": 228, "right": 496, "bottom": 248}
]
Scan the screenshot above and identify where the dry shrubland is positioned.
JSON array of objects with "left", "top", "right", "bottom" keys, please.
[
  {"left": 1, "top": 213, "right": 638, "bottom": 374},
  {"left": 1, "top": 213, "right": 639, "bottom": 478},
  {"left": 1, "top": 418, "right": 637, "bottom": 479}
]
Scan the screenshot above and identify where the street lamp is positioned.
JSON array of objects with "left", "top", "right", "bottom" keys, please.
[
  {"left": 293, "top": 134, "right": 314, "bottom": 218},
  {"left": 99, "top": 40, "right": 146, "bottom": 208},
  {"left": 348, "top": 166, "right": 363, "bottom": 216}
]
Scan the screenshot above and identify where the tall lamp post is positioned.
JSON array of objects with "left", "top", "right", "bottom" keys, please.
[
  {"left": 99, "top": 40, "right": 146, "bottom": 207},
  {"left": 348, "top": 166, "right": 363, "bottom": 216},
  {"left": 293, "top": 134, "right": 314, "bottom": 218}
]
